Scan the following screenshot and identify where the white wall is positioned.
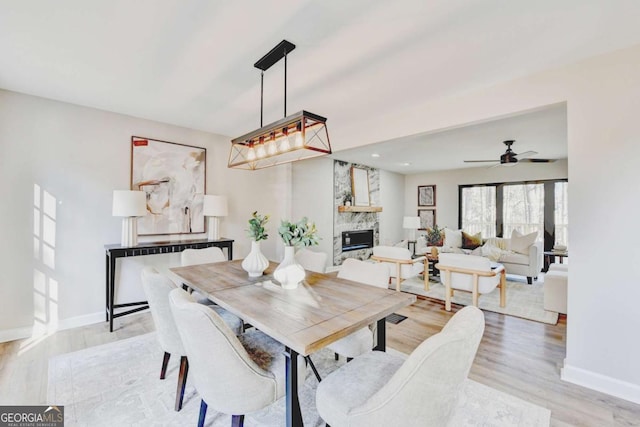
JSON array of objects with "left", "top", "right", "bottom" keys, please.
[
  {"left": 334, "top": 44, "right": 640, "bottom": 403},
  {"left": 0, "top": 89, "right": 285, "bottom": 339},
  {"left": 379, "top": 169, "right": 405, "bottom": 245},
  {"left": 404, "top": 160, "right": 568, "bottom": 230},
  {"left": 292, "top": 157, "right": 334, "bottom": 269}
]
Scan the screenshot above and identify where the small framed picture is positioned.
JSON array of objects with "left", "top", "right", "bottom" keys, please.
[
  {"left": 418, "top": 185, "right": 436, "bottom": 207},
  {"left": 418, "top": 209, "right": 436, "bottom": 230}
]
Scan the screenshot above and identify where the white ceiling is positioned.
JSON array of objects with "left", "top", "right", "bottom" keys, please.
[
  {"left": 332, "top": 103, "right": 568, "bottom": 174},
  {"left": 1, "top": 1, "right": 640, "bottom": 153}
]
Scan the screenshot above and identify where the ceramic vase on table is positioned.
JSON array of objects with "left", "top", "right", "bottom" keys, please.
[
  {"left": 273, "top": 246, "right": 306, "bottom": 289},
  {"left": 242, "top": 241, "right": 269, "bottom": 277}
]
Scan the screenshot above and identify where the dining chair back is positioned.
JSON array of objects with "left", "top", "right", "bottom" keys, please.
[
  {"left": 295, "top": 248, "right": 328, "bottom": 273},
  {"left": 316, "top": 306, "right": 485, "bottom": 427},
  {"left": 168, "top": 288, "right": 305, "bottom": 427}
]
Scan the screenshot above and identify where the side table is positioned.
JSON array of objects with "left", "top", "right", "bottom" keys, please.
[
  {"left": 543, "top": 250, "right": 568, "bottom": 272},
  {"left": 105, "top": 238, "right": 234, "bottom": 332}
]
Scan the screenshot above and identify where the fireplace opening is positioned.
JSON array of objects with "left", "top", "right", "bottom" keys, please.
[{"left": 342, "top": 229, "right": 374, "bottom": 252}]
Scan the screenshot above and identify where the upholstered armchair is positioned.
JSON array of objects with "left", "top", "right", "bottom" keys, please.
[
  {"left": 168, "top": 288, "right": 306, "bottom": 427},
  {"left": 294, "top": 248, "right": 328, "bottom": 273},
  {"left": 327, "top": 258, "right": 391, "bottom": 360},
  {"left": 140, "top": 267, "right": 242, "bottom": 411},
  {"left": 316, "top": 306, "right": 485, "bottom": 427},
  {"left": 436, "top": 253, "right": 506, "bottom": 311},
  {"left": 371, "top": 246, "right": 428, "bottom": 291}
]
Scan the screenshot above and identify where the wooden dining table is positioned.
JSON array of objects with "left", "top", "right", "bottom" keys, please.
[{"left": 170, "top": 259, "right": 416, "bottom": 427}]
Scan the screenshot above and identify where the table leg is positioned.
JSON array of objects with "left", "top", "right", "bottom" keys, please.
[
  {"left": 285, "top": 347, "right": 303, "bottom": 427},
  {"left": 109, "top": 255, "right": 117, "bottom": 332},
  {"left": 373, "top": 318, "right": 386, "bottom": 352},
  {"left": 105, "top": 253, "right": 109, "bottom": 322}
]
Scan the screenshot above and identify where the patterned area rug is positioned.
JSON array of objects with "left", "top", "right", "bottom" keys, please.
[
  {"left": 48, "top": 333, "right": 550, "bottom": 426},
  {"left": 401, "top": 277, "right": 559, "bottom": 325}
]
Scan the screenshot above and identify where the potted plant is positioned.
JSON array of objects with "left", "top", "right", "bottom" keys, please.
[
  {"left": 241, "top": 211, "right": 270, "bottom": 277},
  {"left": 274, "top": 217, "right": 319, "bottom": 289},
  {"left": 425, "top": 224, "right": 444, "bottom": 246}
]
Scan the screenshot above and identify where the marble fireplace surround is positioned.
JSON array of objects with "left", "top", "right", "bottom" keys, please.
[{"left": 333, "top": 160, "right": 380, "bottom": 266}]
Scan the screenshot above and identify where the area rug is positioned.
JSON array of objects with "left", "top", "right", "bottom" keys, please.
[
  {"left": 401, "top": 277, "right": 559, "bottom": 325},
  {"left": 48, "top": 333, "right": 551, "bottom": 426}
]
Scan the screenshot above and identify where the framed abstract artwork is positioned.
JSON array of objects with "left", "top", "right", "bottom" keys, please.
[
  {"left": 418, "top": 185, "right": 436, "bottom": 207},
  {"left": 131, "top": 136, "right": 206, "bottom": 235},
  {"left": 418, "top": 209, "right": 436, "bottom": 230}
]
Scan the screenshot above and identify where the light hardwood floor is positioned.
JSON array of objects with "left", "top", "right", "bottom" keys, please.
[{"left": 1, "top": 298, "right": 639, "bottom": 426}]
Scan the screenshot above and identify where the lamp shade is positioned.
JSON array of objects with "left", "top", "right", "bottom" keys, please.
[
  {"left": 112, "top": 190, "right": 147, "bottom": 217},
  {"left": 403, "top": 216, "right": 420, "bottom": 229},
  {"left": 203, "top": 195, "right": 228, "bottom": 217}
]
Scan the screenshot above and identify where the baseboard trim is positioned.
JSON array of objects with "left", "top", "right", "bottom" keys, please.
[
  {"left": 58, "top": 312, "right": 104, "bottom": 331},
  {"left": 0, "top": 326, "right": 34, "bottom": 343},
  {"left": 562, "top": 363, "right": 640, "bottom": 404},
  {"left": 0, "top": 312, "right": 105, "bottom": 343}
]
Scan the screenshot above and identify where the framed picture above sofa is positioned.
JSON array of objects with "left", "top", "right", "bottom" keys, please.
[
  {"left": 418, "top": 209, "right": 436, "bottom": 230},
  {"left": 418, "top": 185, "right": 436, "bottom": 206}
]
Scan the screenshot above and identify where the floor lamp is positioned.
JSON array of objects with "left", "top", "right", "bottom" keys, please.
[
  {"left": 112, "top": 190, "right": 147, "bottom": 247},
  {"left": 203, "top": 195, "right": 228, "bottom": 240}
]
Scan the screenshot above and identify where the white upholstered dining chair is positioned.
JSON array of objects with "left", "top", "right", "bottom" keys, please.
[
  {"left": 168, "top": 288, "right": 306, "bottom": 427},
  {"left": 140, "top": 267, "right": 242, "bottom": 411},
  {"left": 436, "top": 253, "right": 506, "bottom": 311},
  {"left": 180, "top": 247, "right": 227, "bottom": 303},
  {"left": 316, "top": 306, "right": 485, "bottom": 427},
  {"left": 327, "top": 258, "right": 391, "bottom": 361},
  {"left": 294, "top": 248, "right": 328, "bottom": 273}
]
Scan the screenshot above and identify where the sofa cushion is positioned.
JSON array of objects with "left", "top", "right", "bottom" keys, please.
[
  {"left": 481, "top": 243, "right": 503, "bottom": 262},
  {"left": 510, "top": 230, "right": 538, "bottom": 255},
  {"left": 485, "top": 237, "right": 510, "bottom": 251},
  {"left": 461, "top": 231, "right": 482, "bottom": 249},
  {"left": 498, "top": 251, "right": 530, "bottom": 265},
  {"left": 444, "top": 228, "right": 462, "bottom": 248}
]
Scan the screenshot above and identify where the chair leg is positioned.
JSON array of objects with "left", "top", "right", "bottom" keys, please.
[
  {"left": 305, "top": 356, "right": 322, "bottom": 382},
  {"left": 231, "top": 414, "right": 245, "bottom": 427},
  {"left": 527, "top": 276, "right": 533, "bottom": 284},
  {"left": 198, "top": 400, "right": 208, "bottom": 427},
  {"left": 160, "top": 352, "right": 170, "bottom": 380},
  {"left": 334, "top": 352, "right": 339, "bottom": 361},
  {"left": 175, "top": 356, "right": 189, "bottom": 411},
  {"left": 346, "top": 357, "right": 353, "bottom": 363}
]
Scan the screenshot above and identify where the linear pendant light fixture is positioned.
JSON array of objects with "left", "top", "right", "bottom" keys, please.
[{"left": 228, "top": 40, "right": 332, "bottom": 170}]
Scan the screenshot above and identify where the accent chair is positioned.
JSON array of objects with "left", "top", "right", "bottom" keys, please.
[
  {"left": 370, "top": 246, "right": 428, "bottom": 291},
  {"left": 436, "top": 253, "right": 506, "bottom": 311}
]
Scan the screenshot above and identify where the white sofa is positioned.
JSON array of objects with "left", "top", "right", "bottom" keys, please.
[{"left": 417, "top": 233, "right": 543, "bottom": 284}]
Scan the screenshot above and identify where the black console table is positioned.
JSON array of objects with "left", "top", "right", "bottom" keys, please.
[{"left": 105, "top": 238, "right": 234, "bottom": 332}]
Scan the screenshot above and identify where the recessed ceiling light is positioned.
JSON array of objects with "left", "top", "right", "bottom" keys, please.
[
  {"left": 401, "top": 162, "right": 411, "bottom": 166},
  {"left": 371, "top": 153, "right": 380, "bottom": 158}
]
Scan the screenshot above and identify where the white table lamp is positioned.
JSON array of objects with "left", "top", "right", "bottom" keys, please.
[
  {"left": 203, "top": 195, "right": 228, "bottom": 240},
  {"left": 112, "top": 190, "right": 147, "bottom": 247},
  {"left": 403, "top": 216, "right": 421, "bottom": 242}
]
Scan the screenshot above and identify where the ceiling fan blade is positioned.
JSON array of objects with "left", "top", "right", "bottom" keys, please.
[
  {"left": 464, "top": 160, "right": 499, "bottom": 163},
  {"left": 516, "top": 150, "right": 538, "bottom": 159},
  {"left": 519, "top": 158, "right": 556, "bottom": 163}
]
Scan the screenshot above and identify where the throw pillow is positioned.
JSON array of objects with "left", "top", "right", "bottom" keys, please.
[
  {"left": 443, "top": 228, "right": 463, "bottom": 248},
  {"left": 461, "top": 231, "right": 482, "bottom": 249},
  {"left": 425, "top": 227, "right": 444, "bottom": 246},
  {"left": 481, "top": 243, "right": 503, "bottom": 262},
  {"left": 510, "top": 230, "right": 538, "bottom": 255}
]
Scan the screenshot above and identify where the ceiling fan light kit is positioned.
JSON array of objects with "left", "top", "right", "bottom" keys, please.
[
  {"left": 228, "top": 40, "right": 331, "bottom": 170},
  {"left": 464, "top": 140, "right": 555, "bottom": 167}
]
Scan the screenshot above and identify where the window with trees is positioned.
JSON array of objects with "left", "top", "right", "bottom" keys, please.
[
  {"left": 459, "top": 179, "right": 568, "bottom": 249},
  {"left": 461, "top": 186, "right": 496, "bottom": 237}
]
